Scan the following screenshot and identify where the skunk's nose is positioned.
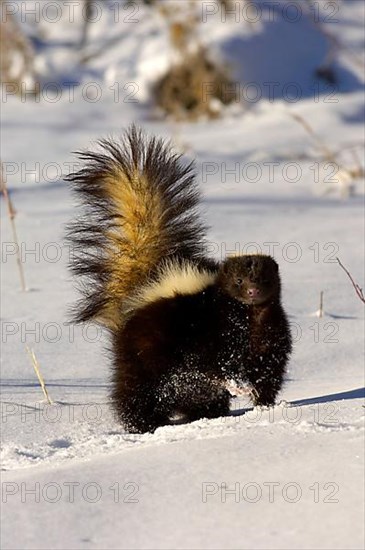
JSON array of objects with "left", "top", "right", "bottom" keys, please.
[{"left": 247, "top": 288, "right": 260, "bottom": 298}]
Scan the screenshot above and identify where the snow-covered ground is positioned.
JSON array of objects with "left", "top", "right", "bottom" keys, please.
[{"left": 1, "top": 1, "right": 364, "bottom": 549}]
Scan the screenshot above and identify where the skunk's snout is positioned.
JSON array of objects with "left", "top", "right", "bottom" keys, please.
[{"left": 247, "top": 288, "right": 260, "bottom": 298}]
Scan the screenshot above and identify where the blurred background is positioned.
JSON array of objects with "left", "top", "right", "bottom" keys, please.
[{"left": 1, "top": 0, "right": 364, "bottom": 197}]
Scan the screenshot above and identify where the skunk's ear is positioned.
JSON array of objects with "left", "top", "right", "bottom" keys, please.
[{"left": 272, "top": 258, "right": 279, "bottom": 271}]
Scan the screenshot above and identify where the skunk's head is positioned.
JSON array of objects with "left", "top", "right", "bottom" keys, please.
[{"left": 218, "top": 255, "right": 281, "bottom": 306}]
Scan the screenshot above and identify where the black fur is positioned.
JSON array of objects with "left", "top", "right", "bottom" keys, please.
[{"left": 112, "top": 255, "right": 292, "bottom": 433}]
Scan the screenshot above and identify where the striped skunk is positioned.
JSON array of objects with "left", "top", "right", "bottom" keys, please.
[{"left": 67, "top": 126, "right": 292, "bottom": 433}]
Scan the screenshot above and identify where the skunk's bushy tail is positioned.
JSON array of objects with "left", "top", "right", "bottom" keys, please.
[{"left": 66, "top": 125, "right": 208, "bottom": 330}]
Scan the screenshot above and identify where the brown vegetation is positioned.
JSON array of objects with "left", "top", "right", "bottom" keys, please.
[
  {"left": 154, "top": 48, "right": 237, "bottom": 121},
  {"left": 0, "top": 2, "right": 37, "bottom": 96}
]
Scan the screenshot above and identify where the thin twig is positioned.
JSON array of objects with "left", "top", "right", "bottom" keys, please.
[
  {"left": 319, "top": 290, "right": 324, "bottom": 318},
  {"left": 26, "top": 346, "right": 53, "bottom": 404},
  {"left": 336, "top": 257, "right": 365, "bottom": 304},
  {"left": 1, "top": 162, "right": 26, "bottom": 291}
]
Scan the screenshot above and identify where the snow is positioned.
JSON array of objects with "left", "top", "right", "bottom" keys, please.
[{"left": 1, "top": 1, "right": 364, "bottom": 549}]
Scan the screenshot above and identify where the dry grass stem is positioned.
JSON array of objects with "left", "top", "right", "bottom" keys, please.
[
  {"left": 319, "top": 291, "right": 324, "bottom": 318},
  {"left": 26, "top": 346, "right": 53, "bottom": 404},
  {"left": 290, "top": 114, "right": 363, "bottom": 197},
  {"left": 1, "top": 162, "right": 27, "bottom": 291},
  {"left": 290, "top": 113, "right": 336, "bottom": 162}
]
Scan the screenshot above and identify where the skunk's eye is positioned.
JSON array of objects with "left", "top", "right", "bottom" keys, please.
[{"left": 236, "top": 278, "right": 243, "bottom": 285}]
